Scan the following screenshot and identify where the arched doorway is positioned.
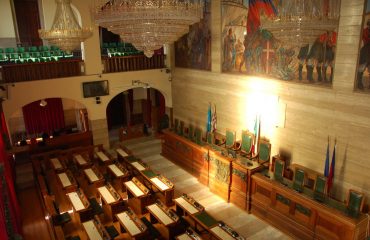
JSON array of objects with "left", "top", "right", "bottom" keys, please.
[{"left": 106, "top": 87, "right": 167, "bottom": 144}]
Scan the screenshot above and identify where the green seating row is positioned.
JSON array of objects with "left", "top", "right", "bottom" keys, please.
[
  {"left": 0, "top": 45, "right": 60, "bottom": 54},
  {"left": 0, "top": 50, "right": 73, "bottom": 64},
  {"left": 101, "top": 42, "right": 143, "bottom": 57}
]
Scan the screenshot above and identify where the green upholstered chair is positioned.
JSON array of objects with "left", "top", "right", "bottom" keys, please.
[
  {"left": 274, "top": 159, "right": 285, "bottom": 182},
  {"left": 0, "top": 53, "right": 8, "bottom": 62},
  {"left": 293, "top": 169, "right": 305, "bottom": 193},
  {"left": 225, "top": 129, "right": 236, "bottom": 149},
  {"left": 174, "top": 118, "right": 179, "bottom": 133},
  {"left": 28, "top": 46, "right": 38, "bottom": 52},
  {"left": 188, "top": 124, "right": 194, "bottom": 141},
  {"left": 240, "top": 130, "right": 254, "bottom": 157},
  {"left": 253, "top": 138, "right": 271, "bottom": 164},
  {"left": 346, "top": 189, "right": 365, "bottom": 218},
  {"left": 5, "top": 47, "right": 15, "bottom": 55},
  {"left": 9, "top": 53, "right": 20, "bottom": 62},
  {"left": 17, "top": 47, "right": 25, "bottom": 53},
  {"left": 207, "top": 132, "right": 214, "bottom": 145},
  {"left": 313, "top": 175, "right": 327, "bottom": 202},
  {"left": 179, "top": 121, "right": 185, "bottom": 136},
  {"left": 194, "top": 128, "right": 202, "bottom": 145}
]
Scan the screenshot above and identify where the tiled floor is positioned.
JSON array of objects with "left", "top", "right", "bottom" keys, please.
[{"left": 118, "top": 136, "right": 291, "bottom": 240}]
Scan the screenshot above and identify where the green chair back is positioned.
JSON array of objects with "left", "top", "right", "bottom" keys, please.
[
  {"left": 5, "top": 47, "right": 15, "bottom": 54},
  {"left": 225, "top": 129, "right": 235, "bottom": 148},
  {"left": 179, "top": 121, "right": 184, "bottom": 136},
  {"left": 188, "top": 124, "right": 194, "bottom": 141},
  {"left": 50, "top": 45, "right": 60, "bottom": 51},
  {"left": 293, "top": 169, "right": 305, "bottom": 192},
  {"left": 194, "top": 128, "right": 202, "bottom": 145},
  {"left": 17, "top": 47, "right": 25, "bottom": 53},
  {"left": 241, "top": 131, "right": 253, "bottom": 154},
  {"left": 258, "top": 140, "right": 271, "bottom": 163},
  {"left": 274, "top": 159, "right": 284, "bottom": 182},
  {"left": 347, "top": 190, "right": 364, "bottom": 218},
  {"left": 174, "top": 119, "right": 179, "bottom": 133},
  {"left": 207, "top": 132, "right": 214, "bottom": 145},
  {"left": 313, "top": 175, "right": 326, "bottom": 202},
  {"left": 0, "top": 48, "right": 3, "bottom": 53},
  {"left": 0, "top": 53, "right": 7, "bottom": 62},
  {"left": 28, "top": 46, "right": 38, "bottom": 52}
]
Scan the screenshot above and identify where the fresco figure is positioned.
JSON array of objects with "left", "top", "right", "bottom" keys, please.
[
  {"left": 223, "top": 28, "right": 236, "bottom": 71},
  {"left": 239, "top": 34, "right": 254, "bottom": 73},
  {"left": 358, "top": 19, "right": 370, "bottom": 89},
  {"left": 319, "top": 31, "right": 337, "bottom": 83},
  {"left": 297, "top": 41, "right": 323, "bottom": 82}
]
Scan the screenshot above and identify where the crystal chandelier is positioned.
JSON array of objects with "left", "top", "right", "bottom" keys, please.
[
  {"left": 261, "top": 0, "right": 341, "bottom": 46},
  {"left": 93, "top": 0, "right": 204, "bottom": 58},
  {"left": 39, "top": 0, "right": 93, "bottom": 53}
]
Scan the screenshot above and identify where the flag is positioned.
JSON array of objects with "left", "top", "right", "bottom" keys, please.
[
  {"left": 324, "top": 138, "right": 330, "bottom": 177},
  {"left": 327, "top": 141, "right": 336, "bottom": 194},
  {"left": 247, "top": 0, "right": 277, "bottom": 34},
  {"left": 251, "top": 115, "right": 260, "bottom": 154},
  {"left": 206, "top": 103, "right": 212, "bottom": 133},
  {"left": 211, "top": 104, "right": 217, "bottom": 132}
]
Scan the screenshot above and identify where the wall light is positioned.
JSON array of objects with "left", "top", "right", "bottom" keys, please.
[{"left": 39, "top": 99, "right": 47, "bottom": 107}]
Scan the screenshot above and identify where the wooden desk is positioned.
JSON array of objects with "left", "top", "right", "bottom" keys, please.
[
  {"left": 230, "top": 157, "right": 264, "bottom": 212},
  {"left": 147, "top": 201, "right": 180, "bottom": 239},
  {"left": 73, "top": 153, "right": 91, "bottom": 169},
  {"left": 84, "top": 166, "right": 104, "bottom": 187},
  {"left": 141, "top": 169, "right": 174, "bottom": 206},
  {"left": 176, "top": 229, "right": 203, "bottom": 240},
  {"left": 57, "top": 170, "right": 77, "bottom": 193},
  {"left": 50, "top": 157, "right": 66, "bottom": 173},
  {"left": 207, "top": 148, "right": 232, "bottom": 201},
  {"left": 97, "top": 183, "right": 124, "bottom": 220},
  {"left": 192, "top": 211, "right": 218, "bottom": 234},
  {"left": 210, "top": 225, "right": 243, "bottom": 240},
  {"left": 125, "top": 177, "right": 150, "bottom": 215},
  {"left": 95, "top": 150, "right": 112, "bottom": 164},
  {"left": 161, "top": 129, "right": 209, "bottom": 184},
  {"left": 251, "top": 173, "right": 368, "bottom": 240},
  {"left": 66, "top": 189, "right": 90, "bottom": 223},
  {"left": 82, "top": 216, "right": 110, "bottom": 240},
  {"left": 116, "top": 208, "right": 147, "bottom": 239},
  {"left": 174, "top": 194, "right": 204, "bottom": 217}
]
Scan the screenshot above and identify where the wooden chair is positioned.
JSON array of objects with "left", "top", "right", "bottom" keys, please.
[
  {"left": 174, "top": 118, "right": 179, "bottom": 133},
  {"left": 179, "top": 121, "right": 185, "bottom": 136},
  {"left": 274, "top": 159, "right": 285, "bottom": 182},
  {"left": 313, "top": 175, "right": 327, "bottom": 202},
  {"left": 239, "top": 130, "right": 254, "bottom": 157},
  {"left": 187, "top": 124, "right": 194, "bottom": 141},
  {"left": 194, "top": 128, "right": 202, "bottom": 145},
  {"left": 345, "top": 189, "right": 365, "bottom": 218},
  {"left": 292, "top": 168, "right": 305, "bottom": 193},
  {"left": 225, "top": 129, "right": 237, "bottom": 149},
  {"left": 252, "top": 137, "right": 271, "bottom": 164}
]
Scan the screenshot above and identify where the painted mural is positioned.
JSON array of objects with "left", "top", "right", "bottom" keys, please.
[
  {"left": 356, "top": 0, "right": 370, "bottom": 90},
  {"left": 221, "top": 0, "right": 340, "bottom": 85},
  {"left": 174, "top": 0, "right": 211, "bottom": 71}
]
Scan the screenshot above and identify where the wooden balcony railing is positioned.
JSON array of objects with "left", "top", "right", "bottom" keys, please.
[
  {"left": 0, "top": 54, "right": 165, "bottom": 83},
  {"left": 0, "top": 59, "right": 82, "bottom": 83},
  {"left": 102, "top": 54, "right": 165, "bottom": 73}
]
